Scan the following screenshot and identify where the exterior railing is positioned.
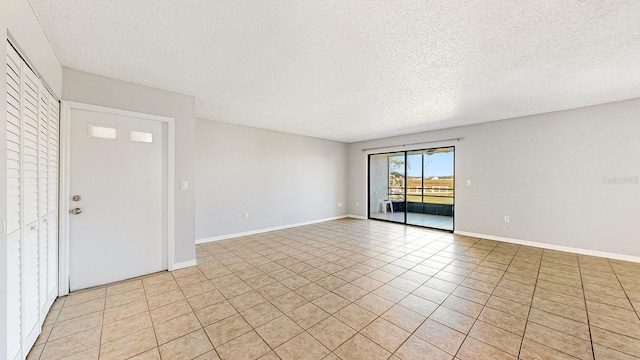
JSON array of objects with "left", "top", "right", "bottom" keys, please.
[{"left": 387, "top": 186, "right": 454, "bottom": 205}]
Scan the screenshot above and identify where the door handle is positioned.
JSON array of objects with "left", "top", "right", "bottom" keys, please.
[{"left": 70, "top": 208, "right": 82, "bottom": 215}]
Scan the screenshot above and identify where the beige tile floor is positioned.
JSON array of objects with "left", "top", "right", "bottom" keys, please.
[{"left": 28, "top": 219, "right": 640, "bottom": 360}]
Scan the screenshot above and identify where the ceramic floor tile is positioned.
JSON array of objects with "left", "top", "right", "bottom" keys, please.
[
  {"left": 295, "top": 282, "right": 330, "bottom": 301},
  {"left": 158, "top": 329, "right": 214, "bottom": 360},
  {"left": 360, "top": 317, "right": 410, "bottom": 353},
  {"left": 592, "top": 344, "right": 639, "bottom": 360},
  {"left": 275, "top": 332, "right": 331, "bottom": 360},
  {"left": 128, "top": 347, "right": 161, "bottom": 360},
  {"left": 312, "top": 292, "right": 351, "bottom": 314},
  {"left": 288, "top": 302, "right": 330, "bottom": 329},
  {"left": 429, "top": 306, "right": 475, "bottom": 334},
  {"left": 394, "top": 335, "right": 453, "bottom": 360},
  {"left": 255, "top": 315, "right": 304, "bottom": 348},
  {"left": 154, "top": 312, "right": 202, "bottom": 345},
  {"left": 590, "top": 326, "right": 640, "bottom": 358},
  {"left": 229, "top": 290, "right": 267, "bottom": 312},
  {"left": 334, "top": 333, "right": 391, "bottom": 360},
  {"left": 308, "top": 316, "right": 357, "bottom": 350},
  {"left": 397, "top": 294, "right": 439, "bottom": 317},
  {"left": 40, "top": 326, "right": 101, "bottom": 360},
  {"left": 524, "top": 322, "right": 593, "bottom": 360},
  {"left": 150, "top": 299, "right": 192, "bottom": 325},
  {"left": 468, "top": 320, "right": 522, "bottom": 356},
  {"left": 187, "top": 289, "right": 226, "bottom": 310},
  {"left": 519, "top": 338, "right": 581, "bottom": 360},
  {"left": 48, "top": 312, "right": 103, "bottom": 341},
  {"left": 528, "top": 308, "right": 591, "bottom": 341},
  {"left": 106, "top": 279, "right": 143, "bottom": 296},
  {"left": 145, "top": 288, "right": 185, "bottom": 310},
  {"left": 181, "top": 280, "right": 216, "bottom": 298},
  {"left": 334, "top": 303, "right": 377, "bottom": 331},
  {"left": 64, "top": 288, "right": 106, "bottom": 307},
  {"left": 355, "top": 293, "right": 394, "bottom": 315},
  {"left": 101, "top": 312, "right": 152, "bottom": 343},
  {"left": 99, "top": 327, "right": 157, "bottom": 360},
  {"left": 456, "top": 337, "right": 516, "bottom": 360},
  {"left": 414, "top": 319, "right": 465, "bottom": 355},
  {"left": 381, "top": 304, "right": 426, "bottom": 333},
  {"left": 204, "top": 313, "right": 252, "bottom": 346},
  {"left": 56, "top": 298, "right": 104, "bottom": 322},
  {"left": 195, "top": 300, "right": 238, "bottom": 326},
  {"left": 240, "top": 301, "right": 284, "bottom": 328},
  {"left": 105, "top": 288, "right": 146, "bottom": 309},
  {"left": 476, "top": 306, "right": 526, "bottom": 336},
  {"left": 195, "top": 350, "right": 222, "bottom": 359},
  {"left": 271, "top": 291, "right": 309, "bottom": 312}
]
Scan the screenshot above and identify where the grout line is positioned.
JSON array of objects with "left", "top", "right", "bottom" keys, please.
[
  {"left": 608, "top": 258, "right": 640, "bottom": 324},
  {"left": 577, "top": 255, "right": 597, "bottom": 360},
  {"left": 516, "top": 246, "right": 543, "bottom": 359}
]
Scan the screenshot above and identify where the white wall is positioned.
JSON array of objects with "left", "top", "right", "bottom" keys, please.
[
  {"left": 196, "top": 119, "right": 348, "bottom": 240},
  {"left": 348, "top": 98, "right": 640, "bottom": 258},
  {"left": 1, "top": 0, "right": 63, "bottom": 355},
  {"left": 62, "top": 68, "right": 197, "bottom": 264}
]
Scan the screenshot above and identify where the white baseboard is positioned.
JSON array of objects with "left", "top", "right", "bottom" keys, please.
[
  {"left": 454, "top": 230, "right": 640, "bottom": 264},
  {"left": 172, "top": 259, "right": 197, "bottom": 270},
  {"left": 196, "top": 215, "right": 350, "bottom": 244},
  {"left": 347, "top": 214, "right": 367, "bottom": 220}
]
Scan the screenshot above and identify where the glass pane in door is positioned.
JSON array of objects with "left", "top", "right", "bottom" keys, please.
[
  {"left": 368, "top": 152, "right": 406, "bottom": 223},
  {"left": 406, "top": 147, "right": 454, "bottom": 230}
]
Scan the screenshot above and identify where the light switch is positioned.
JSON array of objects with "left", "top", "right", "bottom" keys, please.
[
  {"left": 467, "top": 180, "right": 472, "bottom": 186},
  {"left": 181, "top": 181, "right": 189, "bottom": 190}
]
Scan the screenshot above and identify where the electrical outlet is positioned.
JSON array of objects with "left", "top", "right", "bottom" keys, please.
[
  {"left": 244, "top": 212, "right": 249, "bottom": 219},
  {"left": 181, "top": 181, "right": 189, "bottom": 190},
  {"left": 338, "top": 202, "right": 342, "bottom": 207},
  {"left": 467, "top": 180, "right": 472, "bottom": 186},
  {"left": 504, "top": 216, "right": 510, "bottom": 223},
  {"left": 324, "top": 203, "right": 327, "bottom": 209},
  {"left": 356, "top": 202, "right": 360, "bottom": 207}
]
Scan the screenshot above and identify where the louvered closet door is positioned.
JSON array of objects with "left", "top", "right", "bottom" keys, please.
[
  {"left": 47, "top": 94, "right": 59, "bottom": 298},
  {"left": 5, "top": 41, "right": 60, "bottom": 360},
  {"left": 6, "top": 43, "right": 23, "bottom": 360},
  {"left": 21, "top": 59, "right": 42, "bottom": 350},
  {"left": 38, "top": 86, "right": 49, "bottom": 317}
]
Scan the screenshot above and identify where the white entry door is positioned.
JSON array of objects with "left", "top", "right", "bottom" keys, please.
[{"left": 68, "top": 107, "right": 167, "bottom": 291}]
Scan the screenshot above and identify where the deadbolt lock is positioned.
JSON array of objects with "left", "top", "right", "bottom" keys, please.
[{"left": 72, "top": 195, "right": 81, "bottom": 201}]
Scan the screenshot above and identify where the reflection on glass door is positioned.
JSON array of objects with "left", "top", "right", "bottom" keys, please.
[
  {"left": 368, "top": 152, "right": 406, "bottom": 223},
  {"left": 368, "top": 147, "right": 454, "bottom": 231}
]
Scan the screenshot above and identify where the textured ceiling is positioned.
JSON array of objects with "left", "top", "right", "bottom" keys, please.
[{"left": 28, "top": 1, "right": 640, "bottom": 142}]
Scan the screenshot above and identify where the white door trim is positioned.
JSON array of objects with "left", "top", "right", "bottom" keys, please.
[{"left": 59, "top": 101, "right": 175, "bottom": 296}]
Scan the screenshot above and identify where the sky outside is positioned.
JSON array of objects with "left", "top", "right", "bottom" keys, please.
[{"left": 392, "top": 152, "right": 454, "bottom": 177}]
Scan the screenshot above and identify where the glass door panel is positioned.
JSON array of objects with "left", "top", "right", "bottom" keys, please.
[
  {"left": 406, "top": 147, "right": 454, "bottom": 230},
  {"left": 368, "top": 152, "right": 406, "bottom": 223}
]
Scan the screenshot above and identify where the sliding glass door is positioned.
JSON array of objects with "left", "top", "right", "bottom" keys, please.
[{"left": 368, "top": 147, "right": 454, "bottom": 231}]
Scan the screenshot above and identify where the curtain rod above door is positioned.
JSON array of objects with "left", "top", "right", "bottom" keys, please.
[{"left": 361, "top": 137, "right": 463, "bottom": 152}]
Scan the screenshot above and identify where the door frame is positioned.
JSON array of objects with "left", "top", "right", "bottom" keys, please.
[
  {"left": 58, "top": 101, "right": 175, "bottom": 296},
  {"left": 366, "top": 146, "right": 455, "bottom": 232}
]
